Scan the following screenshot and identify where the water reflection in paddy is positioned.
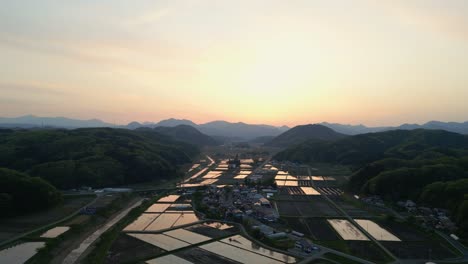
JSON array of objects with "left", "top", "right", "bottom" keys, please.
[
  {"left": 0, "top": 242, "right": 45, "bottom": 264},
  {"left": 327, "top": 219, "right": 369, "bottom": 241},
  {"left": 40, "top": 226, "right": 70, "bottom": 238},
  {"left": 146, "top": 254, "right": 193, "bottom": 264}
]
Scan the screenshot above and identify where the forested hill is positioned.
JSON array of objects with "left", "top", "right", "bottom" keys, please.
[
  {"left": 148, "top": 125, "right": 219, "bottom": 146},
  {"left": 0, "top": 128, "right": 199, "bottom": 189},
  {"left": 275, "top": 129, "right": 468, "bottom": 166},
  {"left": 0, "top": 168, "right": 62, "bottom": 217},
  {"left": 265, "top": 124, "right": 346, "bottom": 148}
]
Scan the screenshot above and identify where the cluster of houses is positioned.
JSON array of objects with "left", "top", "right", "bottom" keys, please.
[
  {"left": 201, "top": 185, "right": 278, "bottom": 222},
  {"left": 397, "top": 200, "right": 456, "bottom": 231},
  {"left": 361, "top": 195, "right": 386, "bottom": 207},
  {"left": 359, "top": 196, "right": 457, "bottom": 232}
]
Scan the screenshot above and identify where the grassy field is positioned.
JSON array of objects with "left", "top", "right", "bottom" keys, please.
[
  {"left": 322, "top": 252, "right": 362, "bottom": 264},
  {"left": 376, "top": 219, "right": 461, "bottom": 259},
  {"left": 315, "top": 240, "right": 393, "bottom": 263},
  {"left": 0, "top": 194, "right": 95, "bottom": 242},
  {"left": 23, "top": 193, "right": 136, "bottom": 264}
]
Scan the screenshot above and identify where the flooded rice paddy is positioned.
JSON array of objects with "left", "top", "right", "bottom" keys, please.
[
  {"left": 127, "top": 196, "right": 200, "bottom": 232},
  {"left": 221, "top": 235, "right": 296, "bottom": 263},
  {"left": 164, "top": 229, "right": 211, "bottom": 244},
  {"left": 200, "top": 241, "right": 285, "bottom": 264},
  {"left": 234, "top": 174, "right": 248, "bottom": 179},
  {"left": 355, "top": 219, "right": 401, "bottom": 241},
  {"left": 299, "top": 187, "right": 320, "bottom": 195},
  {"left": 311, "top": 176, "right": 324, "bottom": 181},
  {"left": 327, "top": 219, "right": 369, "bottom": 241},
  {"left": 199, "top": 179, "right": 218, "bottom": 185},
  {"left": 40, "top": 226, "right": 70, "bottom": 238},
  {"left": 145, "top": 203, "right": 172, "bottom": 213},
  {"left": 129, "top": 233, "right": 190, "bottom": 251},
  {"left": 275, "top": 180, "right": 299, "bottom": 187},
  {"left": 146, "top": 213, "right": 186, "bottom": 231},
  {"left": 157, "top": 195, "right": 180, "bottom": 203},
  {"left": 124, "top": 214, "right": 160, "bottom": 231},
  {"left": 0, "top": 242, "right": 45, "bottom": 264},
  {"left": 125, "top": 194, "right": 296, "bottom": 264},
  {"left": 146, "top": 254, "right": 193, "bottom": 264}
]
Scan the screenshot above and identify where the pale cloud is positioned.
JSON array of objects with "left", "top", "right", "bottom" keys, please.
[
  {"left": 376, "top": 0, "right": 468, "bottom": 41},
  {"left": 124, "top": 8, "right": 171, "bottom": 27}
]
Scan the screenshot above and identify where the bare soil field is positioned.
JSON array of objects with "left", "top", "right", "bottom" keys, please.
[
  {"left": 317, "top": 240, "right": 392, "bottom": 264},
  {"left": 185, "top": 224, "right": 238, "bottom": 239},
  {"left": 284, "top": 217, "right": 339, "bottom": 241},
  {"left": 276, "top": 199, "right": 340, "bottom": 217},
  {"left": 305, "top": 218, "right": 340, "bottom": 240},
  {"left": 329, "top": 197, "right": 371, "bottom": 217},
  {"left": 381, "top": 241, "right": 458, "bottom": 260},
  {"left": 105, "top": 233, "right": 165, "bottom": 264},
  {"left": 376, "top": 220, "right": 458, "bottom": 259}
]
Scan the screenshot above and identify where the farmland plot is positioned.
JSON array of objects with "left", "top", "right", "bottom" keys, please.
[
  {"left": 355, "top": 219, "right": 400, "bottom": 241},
  {"left": 327, "top": 219, "right": 369, "bottom": 241}
]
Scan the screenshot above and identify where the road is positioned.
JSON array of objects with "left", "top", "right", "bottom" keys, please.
[{"left": 62, "top": 198, "right": 143, "bottom": 264}]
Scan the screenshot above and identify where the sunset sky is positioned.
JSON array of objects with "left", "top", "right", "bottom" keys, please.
[{"left": 1, "top": 0, "right": 467, "bottom": 126}]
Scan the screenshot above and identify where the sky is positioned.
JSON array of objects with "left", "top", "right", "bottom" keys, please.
[{"left": 1, "top": 0, "right": 467, "bottom": 127}]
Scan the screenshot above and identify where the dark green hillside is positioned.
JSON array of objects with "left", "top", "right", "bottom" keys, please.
[
  {"left": 0, "top": 128, "right": 198, "bottom": 189},
  {"left": 265, "top": 124, "right": 345, "bottom": 148},
  {"left": 0, "top": 168, "right": 62, "bottom": 217},
  {"left": 275, "top": 129, "right": 468, "bottom": 166},
  {"left": 149, "top": 125, "right": 218, "bottom": 146}
]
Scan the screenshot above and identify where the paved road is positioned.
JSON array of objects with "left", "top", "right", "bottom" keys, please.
[{"left": 62, "top": 198, "right": 143, "bottom": 264}]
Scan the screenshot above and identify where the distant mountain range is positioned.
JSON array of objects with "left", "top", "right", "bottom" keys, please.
[
  {"left": 265, "top": 124, "right": 347, "bottom": 147},
  {"left": 320, "top": 121, "right": 468, "bottom": 135},
  {"left": 0, "top": 115, "right": 114, "bottom": 128},
  {"left": 126, "top": 118, "right": 289, "bottom": 140},
  {"left": 1, "top": 115, "right": 467, "bottom": 139},
  {"left": 137, "top": 125, "right": 219, "bottom": 146}
]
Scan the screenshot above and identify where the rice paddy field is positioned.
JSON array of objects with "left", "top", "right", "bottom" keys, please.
[
  {"left": 200, "top": 241, "right": 288, "bottom": 264},
  {"left": 284, "top": 217, "right": 340, "bottom": 241},
  {"left": 147, "top": 254, "right": 194, "bottom": 264},
  {"left": 180, "top": 167, "right": 250, "bottom": 187},
  {"left": 220, "top": 235, "right": 296, "bottom": 263},
  {"left": 40, "top": 226, "right": 70, "bottom": 238},
  {"left": 121, "top": 221, "right": 297, "bottom": 264},
  {"left": 164, "top": 229, "right": 211, "bottom": 244},
  {"left": 355, "top": 219, "right": 400, "bottom": 241},
  {"left": 129, "top": 233, "right": 191, "bottom": 251},
  {"left": 376, "top": 220, "right": 459, "bottom": 259},
  {"left": 275, "top": 199, "right": 340, "bottom": 217},
  {"left": 112, "top": 187, "right": 299, "bottom": 263},
  {"left": 174, "top": 247, "right": 240, "bottom": 264},
  {"left": 106, "top": 233, "right": 165, "bottom": 264},
  {"left": 0, "top": 242, "right": 45, "bottom": 264},
  {"left": 327, "top": 219, "right": 369, "bottom": 241}
]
